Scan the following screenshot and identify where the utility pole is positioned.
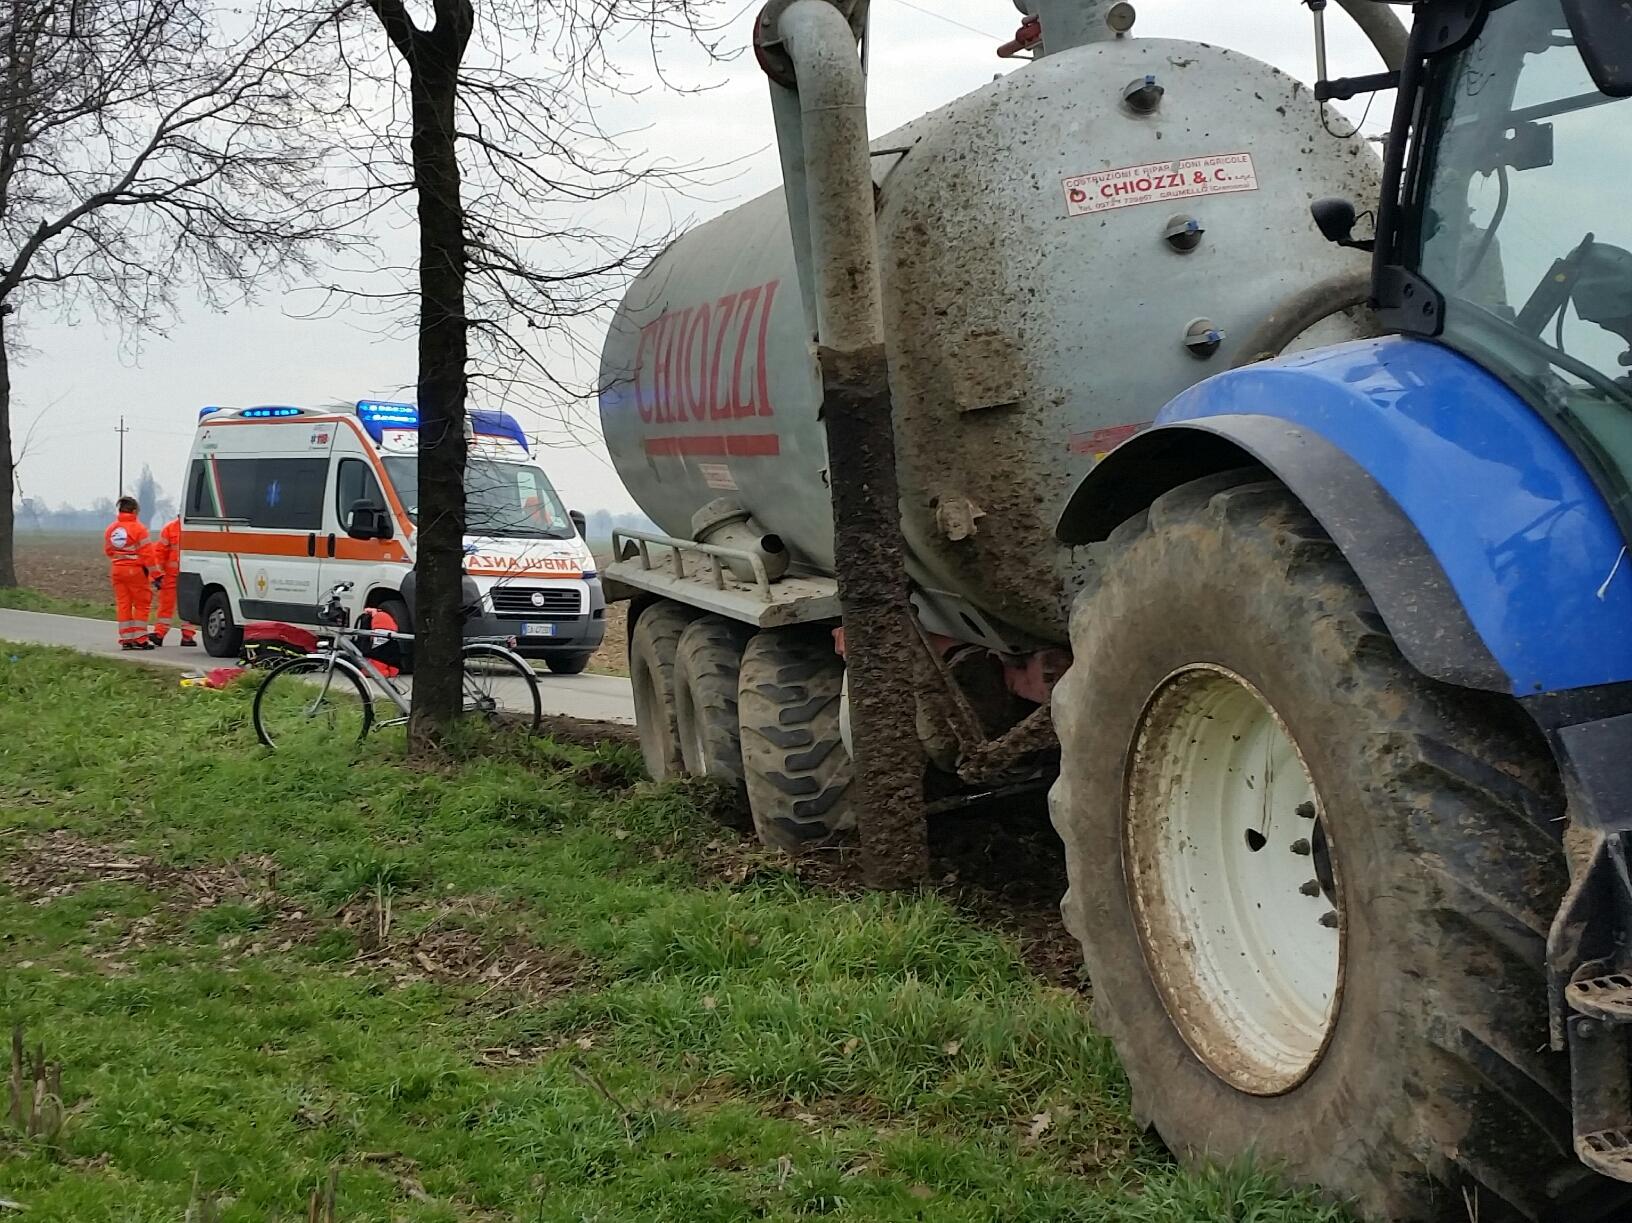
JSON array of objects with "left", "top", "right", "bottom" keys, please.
[{"left": 114, "top": 416, "right": 129, "bottom": 494}]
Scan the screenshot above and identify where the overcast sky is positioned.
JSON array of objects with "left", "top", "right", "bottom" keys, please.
[{"left": 14, "top": 0, "right": 1390, "bottom": 518}]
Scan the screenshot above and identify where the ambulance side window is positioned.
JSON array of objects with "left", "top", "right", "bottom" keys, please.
[
  {"left": 184, "top": 457, "right": 255, "bottom": 521},
  {"left": 186, "top": 457, "right": 325, "bottom": 528},
  {"left": 213, "top": 461, "right": 260, "bottom": 522},
  {"left": 250, "top": 459, "right": 327, "bottom": 531},
  {"left": 184, "top": 460, "right": 212, "bottom": 520},
  {"left": 336, "top": 459, "right": 384, "bottom": 516}
]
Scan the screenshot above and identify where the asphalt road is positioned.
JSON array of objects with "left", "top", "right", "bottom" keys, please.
[{"left": 0, "top": 607, "right": 636, "bottom": 725}]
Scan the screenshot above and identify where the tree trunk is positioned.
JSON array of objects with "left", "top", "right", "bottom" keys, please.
[
  {"left": 406, "top": 46, "right": 469, "bottom": 751},
  {"left": 0, "top": 312, "right": 16, "bottom": 589}
]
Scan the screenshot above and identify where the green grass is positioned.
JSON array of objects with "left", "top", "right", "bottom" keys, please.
[
  {"left": 0, "top": 587, "right": 115, "bottom": 620},
  {"left": 0, "top": 645, "right": 1353, "bottom": 1222}
]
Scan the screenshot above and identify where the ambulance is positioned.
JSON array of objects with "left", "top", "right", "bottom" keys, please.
[{"left": 177, "top": 400, "right": 606, "bottom": 671}]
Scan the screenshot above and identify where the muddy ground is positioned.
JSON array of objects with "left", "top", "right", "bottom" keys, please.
[
  {"left": 15, "top": 533, "right": 112, "bottom": 605},
  {"left": 11, "top": 532, "right": 630, "bottom": 676}
]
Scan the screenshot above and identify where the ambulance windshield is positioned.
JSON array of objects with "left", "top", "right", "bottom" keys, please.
[{"left": 382, "top": 457, "right": 575, "bottom": 540}]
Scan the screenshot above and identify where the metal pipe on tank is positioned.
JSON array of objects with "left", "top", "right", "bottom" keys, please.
[
  {"left": 767, "top": 86, "right": 820, "bottom": 336},
  {"left": 1017, "top": 1, "right": 1405, "bottom": 71},
  {"left": 755, "top": 0, "right": 928, "bottom": 885},
  {"left": 767, "top": 1, "right": 884, "bottom": 349},
  {"left": 1335, "top": 0, "right": 1407, "bottom": 71},
  {"left": 1022, "top": 1, "right": 1126, "bottom": 54}
]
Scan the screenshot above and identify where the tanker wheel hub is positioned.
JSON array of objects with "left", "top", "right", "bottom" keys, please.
[{"left": 1124, "top": 664, "right": 1344, "bottom": 1096}]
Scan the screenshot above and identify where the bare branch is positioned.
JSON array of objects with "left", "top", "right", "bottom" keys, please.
[{"left": 0, "top": 0, "right": 370, "bottom": 586}]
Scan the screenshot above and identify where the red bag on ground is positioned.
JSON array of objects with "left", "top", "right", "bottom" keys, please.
[{"left": 240, "top": 622, "right": 321, "bottom": 669}]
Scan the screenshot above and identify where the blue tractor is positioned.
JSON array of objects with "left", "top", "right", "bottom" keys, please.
[{"left": 1050, "top": 1, "right": 1632, "bottom": 1218}]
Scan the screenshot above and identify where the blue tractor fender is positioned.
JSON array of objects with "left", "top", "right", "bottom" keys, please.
[{"left": 1055, "top": 336, "right": 1632, "bottom": 698}]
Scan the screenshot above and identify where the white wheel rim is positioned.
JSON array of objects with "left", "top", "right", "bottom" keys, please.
[{"left": 1125, "top": 664, "right": 1344, "bottom": 1096}]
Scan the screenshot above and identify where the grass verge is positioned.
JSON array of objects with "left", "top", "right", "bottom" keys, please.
[
  {"left": 0, "top": 587, "right": 116, "bottom": 620},
  {"left": 0, "top": 644, "right": 1351, "bottom": 1222}
]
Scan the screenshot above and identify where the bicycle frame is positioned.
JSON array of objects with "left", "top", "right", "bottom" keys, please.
[
  {"left": 294, "top": 629, "right": 413, "bottom": 726},
  {"left": 298, "top": 627, "right": 536, "bottom": 731}
]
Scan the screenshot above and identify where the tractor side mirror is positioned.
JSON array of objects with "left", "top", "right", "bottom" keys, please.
[
  {"left": 569, "top": 509, "right": 587, "bottom": 538},
  {"left": 1312, "top": 197, "right": 1356, "bottom": 245},
  {"left": 1311, "top": 197, "right": 1373, "bottom": 252},
  {"left": 346, "top": 499, "right": 393, "bottom": 541},
  {"left": 1563, "top": 0, "right": 1632, "bottom": 97}
]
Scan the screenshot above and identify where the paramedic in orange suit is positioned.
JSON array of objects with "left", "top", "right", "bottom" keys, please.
[
  {"left": 104, "top": 496, "right": 155, "bottom": 651},
  {"left": 148, "top": 517, "right": 196, "bottom": 647}
]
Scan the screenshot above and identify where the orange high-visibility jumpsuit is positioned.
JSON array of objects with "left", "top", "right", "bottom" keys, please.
[
  {"left": 149, "top": 518, "right": 196, "bottom": 645},
  {"left": 104, "top": 512, "right": 155, "bottom": 647}
]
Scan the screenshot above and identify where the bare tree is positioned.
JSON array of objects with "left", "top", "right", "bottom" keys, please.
[
  {"left": 336, "top": 0, "right": 723, "bottom": 746},
  {"left": 0, "top": 0, "right": 355, "bottom": 587}
]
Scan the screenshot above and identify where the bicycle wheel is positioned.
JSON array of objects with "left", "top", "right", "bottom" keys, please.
[
  {"left": 253, "top": 656, "right": 374, "bottom": 750},
  {"left": 459, "top": 644, "right": 542, "bottom": 734}
]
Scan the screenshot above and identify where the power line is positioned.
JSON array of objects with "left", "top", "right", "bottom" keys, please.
[{"left": 883, "top": 0, "right": 1006, "bottom": 42}]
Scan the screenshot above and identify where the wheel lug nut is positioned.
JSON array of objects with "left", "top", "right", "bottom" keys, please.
[
  {"left": 1290, "top": 838, "right": 1312, "bottom": 856},
  {"left": 1299, "top": 880, "right": 1322, "bottom": 897},
  {"left": 1296, "top": 801, "right": 1316, "bottom": 820},
  {"left": 1319, "top": 911, "right": 1340, "bottom": 929}
]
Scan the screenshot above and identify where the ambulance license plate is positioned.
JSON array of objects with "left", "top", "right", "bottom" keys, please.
[{"left": 521, "top": 622, "right": 558, "bottom": 638}]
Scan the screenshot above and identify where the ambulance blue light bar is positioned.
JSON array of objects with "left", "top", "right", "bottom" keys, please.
[
  {"left": 197, "top": 405, "right": 228, "bottom": 420},
  {"left": 356, "top": 399, "right": 419, "bottom": 443},
  {"left": 239, "top": 406, "right": 304, "bottom": 419},
  {"left": 470, "top": 410, "right": 529, "bottom": 454}
]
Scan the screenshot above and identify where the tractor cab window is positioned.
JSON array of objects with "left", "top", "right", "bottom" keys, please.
[{"left": 1413, "top": 0, "right": 1632, "bottom": 493}]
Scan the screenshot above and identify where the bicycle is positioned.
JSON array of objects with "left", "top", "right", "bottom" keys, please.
[{"left": 252, "top": 582, "right": 543, "bottom": 749}]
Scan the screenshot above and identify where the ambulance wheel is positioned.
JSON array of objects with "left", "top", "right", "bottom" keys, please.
[
  {"left": 1050, "top": 472, "right": 1625, "bottom": 1223},
  {"left": 546, "top": 652, "right": 593, "bottom": 675},
  {"left": 738, "top": 628, "right": 853, "bottom": 853},
  {"left": 378, "top": 597, "right": 413, "bottom": 674},
  {"left": 201, "top": 590, "right": 243, "bottom": 659},
  {"left": 630, "top": 600, "right": 694, "bottom": 781}
]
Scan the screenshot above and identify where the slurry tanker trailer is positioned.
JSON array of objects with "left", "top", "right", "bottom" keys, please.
[{"left": 599, "top": 0, "right": 1632, "bottom": 1218}]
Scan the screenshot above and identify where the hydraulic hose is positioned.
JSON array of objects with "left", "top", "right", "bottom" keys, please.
[
  {"left": 1231, "top": 272, "right": 1376, "bottom": 367},
  {"left": 1335, "top": 0, "right": 1408, "bottom": 71}
]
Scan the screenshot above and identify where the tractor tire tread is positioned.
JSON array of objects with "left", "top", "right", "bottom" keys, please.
[{"left": 1051, "top": 474, "right": 1626, "bottom": 1223}]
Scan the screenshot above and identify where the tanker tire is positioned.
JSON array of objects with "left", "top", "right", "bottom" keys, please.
[
  {"left": 738, "top": 628, "right": 854, "bottom": 854},
  {"left": 1051, "top": 472, "right": 1630, "bottom": 1223},
  {"left": 675, "top": 616, "right": 750, "bottom": 787},
  {"left": 630, "top": 601, "right": 694, "bottom": 781}
]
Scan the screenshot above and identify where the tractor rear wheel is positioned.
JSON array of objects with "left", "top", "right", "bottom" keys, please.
[{"left": 1051, "top": 472, "right": 1627, "bottom": 1222}]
